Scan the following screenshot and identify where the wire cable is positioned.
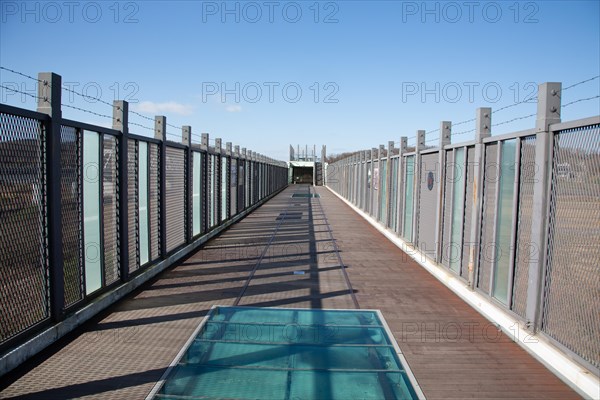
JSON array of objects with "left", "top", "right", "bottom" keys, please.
[
  {"left": 60, "top": 85, "right": 115, "bottom": 109},
  {"left": 129, "top": 109, "right": 155, "bottom": 122},
  {"left": 0, "top": 84, "right": 45, "bottom": 101},
  {"left": 492, "top": 113, "right": 536, "bottom": 128},
  {"left": 129, "top": 121, "right": 154, "bottom": 132},
  {"left": 0, "top": 66, "right": 44, "bottom": 83},
  {"left": 561, "top": 95, "right": 600, "bottom": 109},
  {"left": 561, "top": 75, "right": 599, "bottom": 92},
  {"left": 61, "top": 103, "right": 112, "bottom": 120}
]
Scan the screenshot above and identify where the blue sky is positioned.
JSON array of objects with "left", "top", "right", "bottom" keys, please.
[{"left": 1, "top": 0, "right": 599, "bottom": 160}]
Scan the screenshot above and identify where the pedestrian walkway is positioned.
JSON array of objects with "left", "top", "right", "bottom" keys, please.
[{"left": 0, "top": 185, "right": 579, "bottom": 399}]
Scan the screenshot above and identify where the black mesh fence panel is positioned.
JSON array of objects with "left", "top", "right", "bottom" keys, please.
[
  {"left": 477, "top": 143, "right": 498, "bottom": 293},
  {"left": 149, "top": 143, "right": 160, "bottom": 261},
  {"left": 461, "top": 147, "right": 475, "bottom": 280},
  {"left": 60, "top": 126, "right": 83, "bottom": 307},
  {"left": 165, "top": 146, "right": 185, "bottom": 252},
  {"left": 441, "top": 150, "right": 454, "bottom": 267},
  {"left": 512, "top": 136, "right": 536, "bottom": 318},
  {"left": 542, "top": 124, "right": 600, "bottom": 369},
  {"left": 128, "top": 140, "right": 139, "bottom": 272},
  {"left": 103, "top": 135, "right": 119, "bottom": 285},
  {"left": 0, "top": 113, "right": 50, "bottom": 343}
]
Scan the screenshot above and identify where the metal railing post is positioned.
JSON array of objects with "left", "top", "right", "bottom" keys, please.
[
  {"left": 234, "top": 145, "right": 240, "bottom": 214},
  {"left": 361, "top": 150, "right": 367, "bottom": 210},
  {"left": 396, "top": 137, "right": 407, "bottom": 234},
  {"left": 113, "top": 100, "right": 129, "bottom": 281},
  {"left": 226, "top": 142, "right": 232, "bottom": 219},
  {"left": 370, "top": 148, "right": 376, "bottom": 216},
  {"left": 248, "top": 151, "right": 253, "bottom": 205},
  {"left": 377, "top": 144, "right": 384, "bottom": 221},
  {"left": 215, "top": 138, "right": 222, "bottom": 222},
  {"left": 183, "top": 126, "right": 192, "bottom": 243},
  {"left": 412, "top": 130, "right": 425, "bottom": 243},
  {"left": 352, "top": 153, "right": 358, "bottom": 205},
  {"left": 385, "top": 141, "right": 395, "bottom": 227},
  {"left": 321, "top": 145, "right": 327, "bottom": 186},
  {"left": 241, "top": 148, "right": 247, "bottom": 209},
  {"left": 435, "top": 122, "right": 451, "bottom": 263},
  {"left": 526, "top": 82, "right": 561, "bottom": 331},
  {"left": 38, "top": 72, "right": 65, "bottom": 321},
  {"left": 466, "top": 110, "right": 490, "bottom": 286},
  {"left": 155, "top": 116, "right": 167, "bottom": 257},
  {"left": 200, "top": 133, "right": 209, "bottom": 234}
]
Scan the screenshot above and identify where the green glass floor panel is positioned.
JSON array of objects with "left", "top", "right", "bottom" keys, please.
[
  {"left": 293, "top": 344, "right": 401, "bottom": 371},
  {"left": 199, "top": 321, "right": 390, "bottom": 345},
  {"left": 183, "top": 342, "right": 290, "bottom": 369},
  {"left": 289, "top": 370, "right": 418, "bottom": 400},
  {"left": 183, "top": 342, "right": 401, "bottom": 371},
  {"left": 152, "top": 307, "right": 421, "bottom": 400},
  {"left": 157, "top": 365, "right": 289, "bottom": 400},
  {"left": 291, "top": 193, "right": 320, "bottom": 198},
  {"left": 214, "top": 307, "right": 381, "bottom": 326}
]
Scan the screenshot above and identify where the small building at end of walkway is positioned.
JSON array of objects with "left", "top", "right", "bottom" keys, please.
[{"left": 288, "top": 144, "right": 326, "bottom": 186}]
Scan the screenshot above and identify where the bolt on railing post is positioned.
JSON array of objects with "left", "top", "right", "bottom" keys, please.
[
  {"left": 526, "top": 82, "right": 562, "bottom": 332},
  {"left": 412, "top": 130, "right": 426, "bottom": 243},
  {"left": 155, "top": 116, "right": 167, "bottom": 257},
  {"left": 464, "top": 109, "right": 491, "bottom": 286},
  {"left": 434, "top": 122, "right": 452, "bottom": 263},
  {"left": 113, "top": 100, "right": 130, "bottom": 282},
  {"left": 183, "top": 126, "right": 192, "bottom": 243},
  {"left": 38, "top": 72, "right": 65, "bottom": 321}
]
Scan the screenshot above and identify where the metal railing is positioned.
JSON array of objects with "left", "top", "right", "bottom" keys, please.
[
  {"left": 0, "top": 72, "right": 288, "bottom": 357},
  {"left": 326, "top": 81, "right": 600, "bottom": 374}
]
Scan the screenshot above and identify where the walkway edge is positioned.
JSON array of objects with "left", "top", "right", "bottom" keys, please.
[
  {"left": 0, "top": 186, "right": 288, "bottom": 378},
  {"left": 326, "top": 186, "right": 599, "bottom": 400}
]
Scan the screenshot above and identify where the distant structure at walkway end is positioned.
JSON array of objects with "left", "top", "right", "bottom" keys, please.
[{"left": 288, "top": 144, "right": 326, "bottom": 185}]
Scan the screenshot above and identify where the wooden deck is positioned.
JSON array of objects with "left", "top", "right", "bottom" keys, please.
[{"left": 0, "top": 185, "right": 580, "bottom": 399}]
